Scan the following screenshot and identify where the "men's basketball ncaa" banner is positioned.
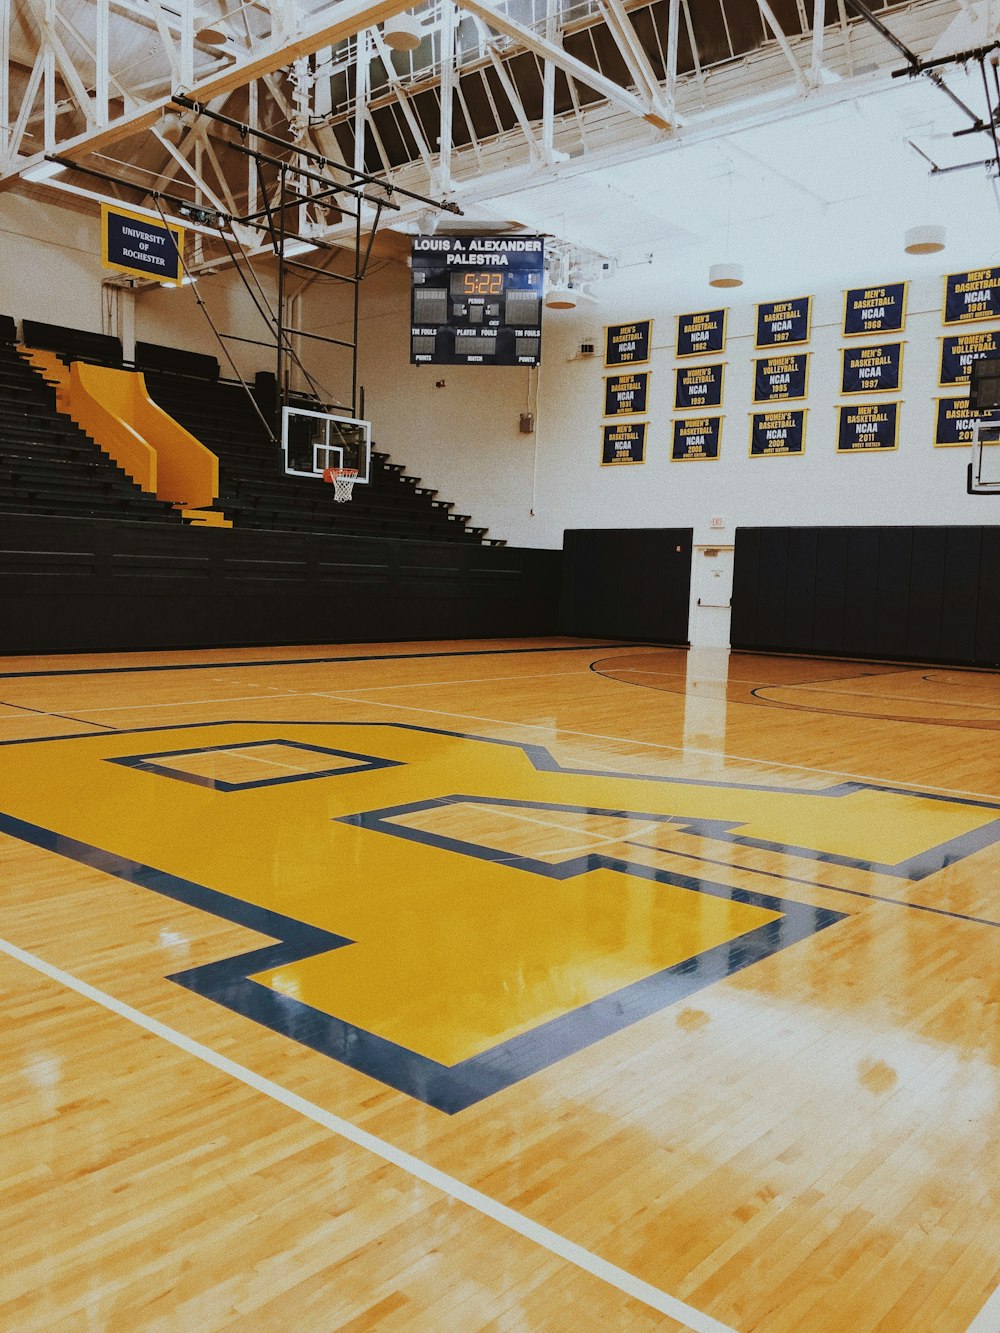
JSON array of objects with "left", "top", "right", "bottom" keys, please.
[
  {"left": 102, "top": 202, "right": 185, "bottom": 284},
  {"left": 601, "top": 420, "right": 647, "bottom": 464},
  {"left": 943, "top": 267, "right": 1000, "bottom": 324},
  {"left": 842, "top": 283, "right": 907, "bottom": 336},
  {"left": 675, "top": 309, "right": 726, "bottom": 358},
  {"left": 840, "top": 343, "right": 903, "bottom": 395},
  {"left": 837, "top": 402, "right": 900, "bottom": 453},
  {"left": 604, "top": 371, "right": 649, "bottom": 416},
  {"left": 604, "top": 320, "right": 652, "bottom": 367},
  {"left": 755, "top": 296, "right": 811, "bottom": 349}
]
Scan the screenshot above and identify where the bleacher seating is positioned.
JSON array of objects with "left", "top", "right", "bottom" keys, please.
[
  {"left": 21, "top": 319, "right": 124, "bottom": 367},
  {"left": 0, "top": 330, "right": 182, "bottom": 525},
  {"left": 5, "top": 319, "right": 498, "bottom": 544},
  {"left": 144, "top": 369, "right": 494, "bottom": 544}
]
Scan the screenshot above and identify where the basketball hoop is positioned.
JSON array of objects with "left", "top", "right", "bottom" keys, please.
[{"left": 323, "top": 467, "right": 358, "bottom": 502}]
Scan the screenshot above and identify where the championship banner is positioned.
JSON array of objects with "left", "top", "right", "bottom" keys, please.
[
  {"left": 102, "top": 202, "right": 184, "bottom": 284},
  {"left": 671, "top": 415, "right": 721, "bottom": 462},
  {"left": 755, "top": 296, "right": 811, "bottom": 349},
  {"left": 842, "top": 283, "right": 907, "bottom": 337},
  {"left": 605, "top": 320, "right": 652, "bottom": 367},
  {"left": 601, "top": 420, "right": 647, "bottom": 464},
  {"left": 753, "top": 352, "right": 809, "bottom": 403},
  {"left": 750, "top": 409, "right": 806, "bottom": 458},
  {"left": 939, "top": 330, "right": 1000, "bottom": 387},
  {"left": 934, "top": 397, "right": 1000, "bottom": 448},
  {"left": 837, "top": 402, "right": 900, "bottom": 453},
  {"left": 675, "top": 308, "right": 726, "bottom": 358},
  {"left": 604, "top": 371, "right": 650, "bottom": 417},
  {"left": 840, "top": 343, "right": 903, "bottom": 395},
  {"left": 943, "top": 267, "right": 1000, "bottom": 325},
  {"left": 674, "top": 363, "right": 724, "bottom": 410}
]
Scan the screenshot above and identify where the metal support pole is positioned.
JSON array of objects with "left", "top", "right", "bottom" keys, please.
[{"left": 353, "top": 195, "right": 361, "bottom": 418}]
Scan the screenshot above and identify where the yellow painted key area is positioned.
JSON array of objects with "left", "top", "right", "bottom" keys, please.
[{"left": 2, "top": 640, "right": 1000, "bottom": 1333}]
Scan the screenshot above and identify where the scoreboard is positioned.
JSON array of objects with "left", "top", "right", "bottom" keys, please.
[{"left": 410, "top": 234, "right": 545, "bottom": 367}]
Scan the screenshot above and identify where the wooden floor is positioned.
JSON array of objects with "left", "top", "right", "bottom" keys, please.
[{"left": 1, "top": 636, "right": 999, "bottom": 1333}]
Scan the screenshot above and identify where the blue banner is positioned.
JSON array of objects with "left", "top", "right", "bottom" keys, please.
[
  {"left": 601, "top": 420, "right": 647, "bottom": 464},
  {"left": 753, "top": 353, "right": 809, "bottom": 403},
  {"left": 604, "top": 371, "right": 649, "bottom": 416},
  {"left": 671, "top": 415, "right": 721, "bottom": 462},
  {"left": 102, "top": 203, "right": 184, "bottom": 284},
  {"left": 944, "top": 267, "right": 1000, "bottom": 325},
  {"left": 674, "top": 363, "right": 724, "bottom": 409},
  {"left": 755, "top": 296, "right": 811, "bottom": 349},
  {"left": 934, "top": 397, "right": 1000, "bottom": 447},
  {"left": 675, "top": 308, "right": 726, "bottom": 358},
  {"left": 837, "top": 402, "right": 900, "bottom": 453},
  {"left": 605, "top": 320, "right": 652, "bottom": 367},
  {"left": 843, "top": 283, "right": 907, "bottom": 336},
  {"left": 939, "top": 330, "right": 1000, "bottom": 387},
  {"left": 750, "top": 409, "right": 806, "bottom": 458},
  {"left": 840, "top": 343, "right": 902, "bottom": 395}
]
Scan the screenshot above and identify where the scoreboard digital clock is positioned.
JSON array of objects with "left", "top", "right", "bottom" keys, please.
[{"left": 410, "top": 234, "right": 545, "bottom": 367}]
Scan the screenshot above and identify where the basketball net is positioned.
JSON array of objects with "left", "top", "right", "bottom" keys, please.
[{"left": 323, "top": 467, "right": 358, "bottom": 502}]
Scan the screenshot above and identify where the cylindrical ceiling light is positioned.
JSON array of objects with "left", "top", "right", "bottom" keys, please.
[
  {"left": 383, "top": 12, "right": 422, "bottom": 50},
  {"left": 904, "top": 224, "right": 945, "bottom": 254},
  {"left": 545, "top": 287, "right": 578, "bottom": 309},
  {"left": 709, "top": 261, "right": 744, "bottom": 289}
]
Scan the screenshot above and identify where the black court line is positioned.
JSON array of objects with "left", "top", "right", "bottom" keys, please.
[
  {"left": 0, "top": 700, "right": 117, "bottom": 731},
  {"left": 0, "top": 641, "right": 649, "bottom": 682},
  {"left": 625, "top": 841, "right": 1000, "bottom": 930}
]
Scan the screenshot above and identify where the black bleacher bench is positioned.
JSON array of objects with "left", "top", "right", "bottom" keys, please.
[
  {"left": 21, "top": 319, "right": 124, "bottom": 366},
  {"left": 0, "top": 314, "right": 16, "bottom": 345},
  {"left": 135, "top": 342, "right": 220, "bottom": 381}
]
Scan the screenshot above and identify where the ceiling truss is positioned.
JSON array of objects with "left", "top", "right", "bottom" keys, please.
[{"left": 2, "top": 0, "right": 992, "bottom": 268}]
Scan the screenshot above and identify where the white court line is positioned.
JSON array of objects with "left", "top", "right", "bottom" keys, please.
[
  {"left": 308, "top": 690, "right": 1000, "bottom": 804},
  {"left": 453, "top": 805, "right": 663, "bottom": 859},
  {"left": 77, "top": 691, "right": 304, "bottom": 714},
  {"left": 338, "top": 668, "right": 590, "bottom": 692},
  {"left": 0, "top": 933, "right": 738, "bottom": 1333},
  {"left": 967, "top": 1283, "right": 1000, "bottom": 1333}
]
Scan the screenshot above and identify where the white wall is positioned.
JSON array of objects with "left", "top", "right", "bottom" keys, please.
[
  {"left": 0, "top": 194, "right": 106, "bottom": 332},
  {"left": 322, "top": 259, "right": 994, "bottom": 551}
]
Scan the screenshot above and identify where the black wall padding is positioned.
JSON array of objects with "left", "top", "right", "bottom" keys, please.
[
  {"left": 0, "top": 314, "right": 16, "bottom": 344},
  {"left": 732, "top": 526, "right": 1000, "bottom": 667},
  {"left": 0, "top": 516, "right": 561, "bottom": 653},
  {"left": 135, "top": 341, "right": 220, "bottom": 381},
  {"left": 560, "top": 528, "right": 692, "bottom": 643},
  {"left": 21, "top": 320, "right": 123, "bottom": 365}
]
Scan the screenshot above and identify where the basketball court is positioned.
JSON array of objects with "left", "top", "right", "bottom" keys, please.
[{"left": 2, "top": 637, "right": 999, "bottom": 1330}]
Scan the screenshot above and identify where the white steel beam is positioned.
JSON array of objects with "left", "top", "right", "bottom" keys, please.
[
  {"left": 596, "top": 0, "right": 675, "bottom": 125},
  {"left": 811, "top": 0, "right": 827, "bottom": 85},
  {"left": 483, "top": 40, "right": 544, "bottom": 163},
  {"left": 4, "top": 0, "right": 421, "bottom": 185},
  {"left": 354, "top": 30, "right": 369, "bottom": 177},
  {"left": 95, "top": 0, "right": 109, "bottom": 126},
  {"left": 28, "top": 0, "right": 98, "bottom": 126},
  {"left": 439, "top": 0, "right": 456, "bottom": 190},
  {"left": 0, "top": 0, "right": 9, "bottom": 161},
  {"left": 664, "top": 0, "right": 680, "bottom": 115},
  {"left": 756, "top": 0, "right": 809, "bottom": 90},
  {"left": 461, "top": 0, "right": 673, "bottom": 128}
]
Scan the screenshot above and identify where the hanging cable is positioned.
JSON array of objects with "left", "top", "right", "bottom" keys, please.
[
  {"left": 150, "top": 195, "right": 278, "bottom": 444},
  {"left": 214, "top": 220, "right": 346, "bottom": 409}
]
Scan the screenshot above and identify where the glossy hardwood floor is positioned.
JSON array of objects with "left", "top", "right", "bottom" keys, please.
[{"left": 1, "top": 636, "right": 998, "bottom": 1333}]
